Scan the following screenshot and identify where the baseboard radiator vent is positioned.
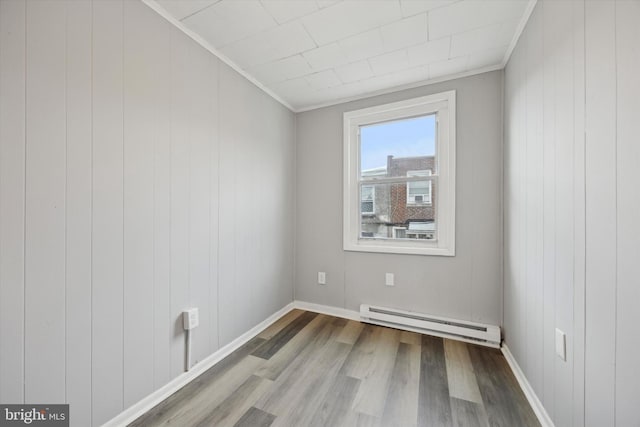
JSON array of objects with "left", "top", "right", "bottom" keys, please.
[{"left": 360, "top": 304, "right": 501, "bottom": 348}]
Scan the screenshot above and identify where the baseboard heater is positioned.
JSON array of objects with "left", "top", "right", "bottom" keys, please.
[{"left": 360, "top": 304, "right": 501, "bottom": 348}]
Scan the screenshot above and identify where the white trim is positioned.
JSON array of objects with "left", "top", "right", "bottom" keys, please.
[
  {"left": 296, "top": 64, "right": 502, "bottom": 113},
  {"left": 502, "top": 344, "right": 555, "bottom": 427},
  {"left": 293, "top": 300, "right": 360, "bottom": 321},
  {"left": 141, "top": 0, "right": 295, "bottom": 112},
  {"left": 501, "top": 0, "right": 538, "bottom": 68},
  {"left": 343, "top": 91, "right": 456, "bottom": 256},
  {"left": 101, "top": 302, "right": 296, "bottom": 427}
]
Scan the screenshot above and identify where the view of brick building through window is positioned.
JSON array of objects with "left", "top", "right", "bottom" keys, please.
[{"left": 361, "top": 154, "right": 436, "bottom": 240}]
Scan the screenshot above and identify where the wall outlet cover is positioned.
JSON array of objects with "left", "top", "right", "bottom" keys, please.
[
  {"left": 385, "top": 273, "right": 394, "bottom": 286},
  {"left": 318, "top": 271, "right": 326, "bottom": 285}
]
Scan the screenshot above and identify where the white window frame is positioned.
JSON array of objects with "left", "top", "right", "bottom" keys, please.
[
  {"left": 360, "top": 184, "right": 375, "bottom": 215},
  {"left": 406, "top": 170, "right": 432, "bottom": 205},
  {"left": 343, "top": 91, "right": 456, "bottom": 256}
]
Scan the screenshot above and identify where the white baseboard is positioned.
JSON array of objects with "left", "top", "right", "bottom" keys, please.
[
  {"left": 293, "top": 300, "right": 360, "bottom": 321},
  {"left": 501, "top": 344, "right": 555, "bottom": 427},
  {"left": 101, "top": 302, "right": 296, "bottom": 427}
]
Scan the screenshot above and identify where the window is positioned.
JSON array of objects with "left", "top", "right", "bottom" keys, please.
[
  {"left": 407, "top": 170, "right": 432, "bottom": 205},
  {"left": 361, "top": 185, "right": 375, "bottom": 215},
  {"left": 343, "top": 91, "right": 456, "bottom": 256}
]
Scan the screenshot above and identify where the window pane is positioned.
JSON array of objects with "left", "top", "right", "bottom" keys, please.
[
  {"left": 360, "top": 114, "right": 436, "bottom": 179},
  {"left": 360, "top": 181, "right": 437, "bottom": 241}
]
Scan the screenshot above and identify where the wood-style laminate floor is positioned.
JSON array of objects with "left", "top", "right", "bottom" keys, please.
[{"left": 130, "top": 310, "right": 541, "bottom": 427}]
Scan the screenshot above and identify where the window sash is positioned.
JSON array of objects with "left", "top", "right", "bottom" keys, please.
[{"left": 343, "top": 91, "right": 456, "bottom": 256}]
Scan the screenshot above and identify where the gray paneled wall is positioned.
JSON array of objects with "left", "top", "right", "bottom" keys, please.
[
  {"left": 0, "top": 1, "right": 295, "bottom": 426},
  {"left": 504, "top": 0, "right": 640, "bottom": 425},
  {"left": 295, "top": 71, "right": 503, "bottom": 326}
]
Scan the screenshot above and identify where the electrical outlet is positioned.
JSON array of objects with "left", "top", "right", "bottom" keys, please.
[
  {"left": 555, "top": 328, "right": 566, "bottom": 361},
  {"left": 385, "top": 273, "right": 394, "bottom": 286},
  {"left": 183, "top": 308, "right": 199, "bottom": 330},
  {"left": 318, "top": 271, "right": 326, "bottom": 285}
]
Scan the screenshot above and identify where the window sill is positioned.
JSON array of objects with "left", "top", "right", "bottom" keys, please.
[{"left": 344, "top": 240, "right": 455, "bottom": 256}]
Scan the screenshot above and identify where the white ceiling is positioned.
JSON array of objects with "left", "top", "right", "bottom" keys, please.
[{"left": 153, "top": 0, "right": 532, "bottom": 111}]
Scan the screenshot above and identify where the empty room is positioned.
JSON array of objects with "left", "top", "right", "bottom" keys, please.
[{"left": 0, "top": 0, "right": 638, "bottom": 426}]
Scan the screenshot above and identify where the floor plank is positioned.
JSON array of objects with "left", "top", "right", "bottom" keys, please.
[
  {"left": 257, "top": 309, "right": 304, "bottom": 340},
  {"left": 444, "top": 339, "right": 483, "bottom": 403},
  {"left": 400, "top": 330, "right": 423, "bottom": 346},
  {"left": 251, "top": 311, "right": 318, "bottom": 360},
  {"left": 309, "top": 375, "right": 360, "bottom": 427},
  {"left": 349, "top": 326, "right": 401, "bottom": 417},
  {"left": 233, "top": 407, "right": 275, "bottom": 427},
  {"left": 253, "top": 313, "right": 331, "bottom": 380},
  {"left": 418, "top": 334, "right": 453, "bottom": 427},
  {"left": 336, "top": 319, "right": 365, "bottom": 345},
  {"left": 381, "top": 342, "right": 421, "bottom": 427},
  {"left": 450, "top": 397, "right": 489, "bottom": 427},
  {"left": 196, "top": 375, "right": 272, "bottom": 427},
  {"left": 467, "top": 344, "right": 541, "bottom": 427}
]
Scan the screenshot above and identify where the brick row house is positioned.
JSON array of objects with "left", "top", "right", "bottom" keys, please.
[{"left": 361, "top": 154, "right": 436, "bottom": 240}]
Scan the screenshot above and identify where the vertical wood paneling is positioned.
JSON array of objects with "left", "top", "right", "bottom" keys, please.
[
  {"left": 540, "top": 0, "right": 556, "bottom": 416},
  {"left": 24, "top": 0, "right": 67, "bottom": 403},
  {"left": 207, "top": 54, "right": 220, "bottom": 354},
  {"left": 0, "top": 0, "right": 26, "bottom": 404},
  {"left": 218, "top": 64, "right": 240, "bottom": 346},
  {"left": 187, "top": 43, "right": 212, "bottom": 364},
  {"left": 552, "top": 3, "right": 575, "bottom": 426},
  {"left": 615, "top": 2, "right": 640, "bottom": 425},
  {"left": 92, "top": 0, "right": 124, "bottom": 423},
  {"left": 571, "top": 2, "right": 586, "bottom": 425},
  {"left": 584, "top": 2, "right": 617, "bottom": 426},
  {"left": 169, "top": 28, "right": 191, "bottom": 378},
  {"left": 65, "top": 1, "right": 92, "bottom": 424},
  {"left": 523, "top": 4, "right": 544, "bottom": 397},
  {"left": 151, "top": 6, "right": 172, "bottom": 391},
  {"left": 123, "top": 0, "right": 158, "bottom": 407}
]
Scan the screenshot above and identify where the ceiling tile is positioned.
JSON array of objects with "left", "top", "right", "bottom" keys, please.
[
  {"left": 407, "top": 37, "right": 451, "bottom": 66},
  {"left": 380, "top": 13, "right": 428, "bottom": 51},
  {"left": 429, "top": 56, "right": 468, "bottom": 79},
  {"left": 302, "top": 42, "right": 349, "bottom": 70},
  {"left": 339, "top": 29, "right": 387, "bottom": 64},
  {"left": 221, "top": 22, "right": 317, "bottom": 68},
  {"left": 183, "top": 0, "right": 277, "bottom": 48},
  {"left": 156, "top": 0, "right": 220, "bottom": 20},
  {"left": 428, "top": 0, "right": 527, "bottom": 40},
  {"left": 248, "top": 55, "right": 313, "bottom": 85},
  {"left": 358, "top": 64, "right": 429, "bottom": 92},
  {"left": 400, "top": 0, "right": 458, "bottom": 18},
  {"left": 368, "top": 49, "right": 410, "bottom": 76},
  {"left": 261, "top": 0, "right": 319, "bottom": 24},
  {"left": 305, "top": 69, "right": 342, "bottom": 89},
  {"left": 269, "top": 76, "right": 311, "bottom": 101},
  {"left": 335, "top": 60, "right": 374, "bottom": 83},
  {"left": 301, "top": 0, "right": 402, "bottom": 46},
  {"left": 450, "top": 20, "right": 517, "bottom": 57},
  {"left": 316, "top": 0, "right": 341, "bottom": 9}
]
